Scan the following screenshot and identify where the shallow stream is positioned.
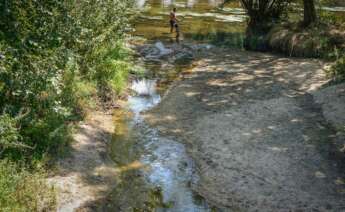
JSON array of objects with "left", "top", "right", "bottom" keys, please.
[
  {"left": 132, "top": 0, "right": 246, "bottom": 45},
  {"left": 107, "top": 1, "right": 345, "bottom": 211},
  {"left": 106, "top": 78, "right": 212, "bottom": 211}
]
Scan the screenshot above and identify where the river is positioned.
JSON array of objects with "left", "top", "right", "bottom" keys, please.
[
  {"left": 105, "top": 1, "right": 242, "bottom": 211},
  {"left": 133, "top": 0, "right": 246, "bottom": 45},
  {"left": 105, "top": 1, "right": 345, "bottom": 211}
]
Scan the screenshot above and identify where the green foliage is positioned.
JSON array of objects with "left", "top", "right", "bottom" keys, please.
[
  {"left": 130, "top": 65, "right": 147, "bottom": 78},
  {"left": 329, "top": 55, "right": 345, "bottom": 81},
  {"left": 94, "top": 42, "right": 132, "bottom": 94},
  {"left": 266, "top": 23, "right": 345, "bottom": 58},
  {"left": 0, "top": 0, "right": 133, "bottom": 161},
  {"left": 319, "top": 10, "right": 339, "bottom": 25},
  {"left": 240, "top": 0, "right": 291, "bottom": 31},
  {"left": 0, "top": 0, "right": 133, "bottom": 209},
  {"left": 320, "top": 0, "right": 344, "bottom": 6},
  {"left": 0, "top": 160, "right": 56, "bottom": 211},
  {"left": 0, "top": 114, "right": 21, "bottom": 153},
  {"left": 240, "top": 0, "right": 292, "bottom": 50},
  {"left": 60, "top": 57, "right": 97, "bottom": 117}
]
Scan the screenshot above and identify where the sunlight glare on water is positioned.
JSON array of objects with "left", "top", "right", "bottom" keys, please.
[
  {"left": 110, "top": 78, "right": 211, "bottom": 211},
  {"left": 136, "top": 0, "right": 146, "bottom": 8},
  {"left": 131, "top": 79, "right": 157, "bottom": 96}
]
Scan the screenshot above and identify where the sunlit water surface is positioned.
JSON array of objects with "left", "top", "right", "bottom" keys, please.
[
  {"left": 132, "top": 0, "right": 247, "bottom": 43},
  {"left": 132, "top": 0, "right": 345, "bottom": 44},
  {"left": 107, "top": 78, "right": 211, "bottom": 211}
]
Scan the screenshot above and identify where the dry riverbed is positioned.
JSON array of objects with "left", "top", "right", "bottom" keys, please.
[
  {"left": 143, "top": 47, "right": 345, "bottom": 211},
  {"left": 48, "top": 112, "right": 117, "bottom": 211}
]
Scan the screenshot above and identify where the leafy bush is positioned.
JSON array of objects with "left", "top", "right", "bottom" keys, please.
[
  {"left": 266, "top": 23, "right": 345, "bottom": 58},
  {"left": 93, "top": 41, "right": 132, "bottom": 95},
  {"left": 0, "top": 114, "right": 21, "bottom": 153},
  {"left": 0, "top": 0, "right": 133, "bottom": 161},
  {"left": 329, "top": 55, "right": 345, "bottom": 81},
  {"left": 0, "top": 0, "right": 133, "bottom": 209},
  {"left": 0, "top": 160, "right": 56, "bottom": 211}
]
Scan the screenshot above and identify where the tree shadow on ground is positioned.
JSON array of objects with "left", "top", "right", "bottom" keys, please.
[{"left": 142, "top": 49, "right": 345, "bottom": 210}]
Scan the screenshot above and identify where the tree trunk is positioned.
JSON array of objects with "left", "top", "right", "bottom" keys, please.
[{"left": 303, "top": 0, "right": 317, "bottom": 26}]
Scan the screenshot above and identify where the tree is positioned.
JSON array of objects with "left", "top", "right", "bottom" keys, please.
[
  {"left": 239, "top": 0, "right": 290, "bottom": 32},
  {"left": 303, "top": 0, "right": 317, "bottom": 26},
  {"left": 238, "top": 0, "right": 290, "bottom": 50}
]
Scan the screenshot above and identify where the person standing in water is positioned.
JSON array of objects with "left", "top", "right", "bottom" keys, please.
[{"left": 170, "top": 8, "right": 180, "bottom": 40}]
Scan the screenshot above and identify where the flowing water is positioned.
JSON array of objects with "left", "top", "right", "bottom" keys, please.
[
  {"left": 106, "top": 1, "right": 345, "bottom": 211},
  {"left": 106, "top": 79, "right": 212, "bottom": 211},
  {"left": 107, "top": 2, "right": 241, "bottom": 211}
]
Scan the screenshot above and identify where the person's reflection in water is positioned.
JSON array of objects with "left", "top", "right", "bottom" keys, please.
[{"left": 175, "top": 23, "right": 180, "bottom": 43}]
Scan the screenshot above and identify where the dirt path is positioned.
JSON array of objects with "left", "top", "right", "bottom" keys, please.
[
  {"left": 143, "top": 48, "right": 345, "bottom": 211},
  {"left": 48, "top": 112, "right": 118, "bottom": 212}
]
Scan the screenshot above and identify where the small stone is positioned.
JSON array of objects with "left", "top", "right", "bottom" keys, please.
[
  {"left": 335, "top": 178, "right": 344, "bottom": 185},
  {"left": 315, "top": 171, "right": 326, "bottom": 178}
]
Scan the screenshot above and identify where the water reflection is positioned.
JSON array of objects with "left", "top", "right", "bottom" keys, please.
[
  {"left": 108, "top": 78, "right": 211, "bottom": 211},
  {"left": 136, "top": 0, "right": 146, "bottom": 8},
  {"left": 132, "top": 0, "right": 247, "bottom": 42},
  {"left": 187, "top": 0, "right": 197, "bottom": 8},
  {"left": 162, "top": 0, "right": 173, "bottom": 7},
  {"left": 208, "top": 0, "right": 224, "bottom": 7}
]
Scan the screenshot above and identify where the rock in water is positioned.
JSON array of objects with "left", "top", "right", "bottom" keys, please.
[
  {"left": 155, "top": 41, "right": 173, "bottom": 56},
  {"left": 174, "top": 52, "right": 194, "bottom": 64}
]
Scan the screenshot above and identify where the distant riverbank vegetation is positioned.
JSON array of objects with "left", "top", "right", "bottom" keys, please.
[
  {"left": 237, "top": 0, "right": 345, "bottom": 80},
  {"left": 0, "top": 0, "right": 133, "bottom": 209}
]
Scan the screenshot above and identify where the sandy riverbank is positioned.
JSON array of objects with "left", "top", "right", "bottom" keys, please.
[
  {"left": 47, "top": 112, "right": 118, "bottom": 211},
  {"left": 143, "top": 48, "right": 345, "bottom": 211}
]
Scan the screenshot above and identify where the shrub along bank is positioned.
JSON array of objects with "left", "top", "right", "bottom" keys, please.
[
  {"left": 240, "top": 0, "right": 345, "bottom": 81},
  {"left": 264, "top": 22, "right": 345, "bottom": 81},
  {"left": 266, "top": 22, "right": 345, "bottom": 58},
  {"left": 0, "top": 0, "right": 134, "bottom": 209}
]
